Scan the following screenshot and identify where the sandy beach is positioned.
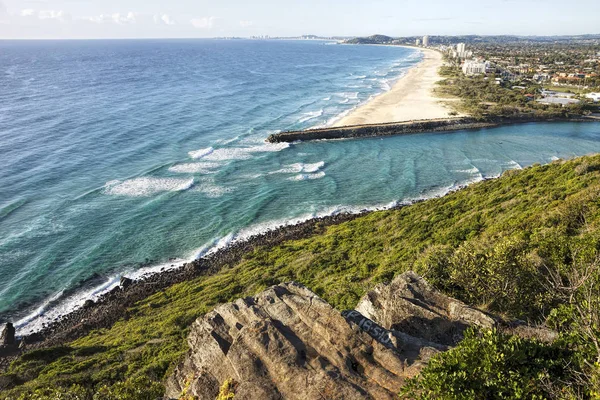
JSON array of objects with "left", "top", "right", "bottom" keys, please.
[{"left": 334, "top": 48, "right": 458, "bottom": 127}]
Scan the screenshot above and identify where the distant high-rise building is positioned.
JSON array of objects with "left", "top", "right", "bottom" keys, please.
[
  {"left": 457, "top": 43, "right": 466, "bottom": 53},
  {"left": 423, "top": 35, "right": 429, "bottom": 47},
  {"left": 415, "top": 39, "right": 421, "bottom": 46}
]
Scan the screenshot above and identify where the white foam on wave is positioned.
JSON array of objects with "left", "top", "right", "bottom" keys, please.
[
  {"left": 454, "top": 167, "right": 480, "bottom": 174},
  {"left": 379, "top": 79, "right": 392, "bottom": 92},
  {"left": 103, "top": 177, "right": 194, "bottom": 197},
  {"left": 193, "top": 142, "right": 290, "bottom": 162},
  {"left": 188, "top": 147, "right": 214, "bottom": 159},
  {"left": 168, "top": 162, "right": 220, "bottom": 174},
  {"left": 289, "top": 171, "right": 326, "bottom": 181},
  {"left": 504, "top": 160, "right": 524, "bottom": 170},
  {"left": 271, "top": 161, "right": 325, "bottom": 174},
  {"left": 194, "top": 182, "right": 235, "bottom": 198},
  {"left": 298, "top": 109, "right": 324, "bottom": 124}
]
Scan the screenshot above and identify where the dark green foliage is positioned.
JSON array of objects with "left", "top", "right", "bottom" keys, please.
[
  {"left": 3, "top": 154, "right": 600, "bottom": 398},
  {"left": 401, "top": 329, "right": 579, "bottom": 399}
]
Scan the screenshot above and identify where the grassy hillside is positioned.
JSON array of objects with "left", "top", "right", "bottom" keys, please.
[{"left": 3, "top": 154, "right": 600, "bottom": 399}]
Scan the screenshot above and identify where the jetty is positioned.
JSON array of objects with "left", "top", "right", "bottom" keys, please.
[{"left": 266, "top": 116, "right": 598, "bottom": 143}]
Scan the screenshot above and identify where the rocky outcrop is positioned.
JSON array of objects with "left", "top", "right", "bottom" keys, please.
[
  {"left": 355, "top": 271, "right": 495, "bottom": 346},
  {"left": 165, "top": 272, "right": 556, "bottom": 399},
  {"left": 165, "top": 281, "right": 450, "bottom": 400},
  {"left": 1, "top": 323, "right": 15, "bottom": 346}
]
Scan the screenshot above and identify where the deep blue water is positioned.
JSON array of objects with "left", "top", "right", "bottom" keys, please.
[{"left": 1, "top": 39, "right": 599, "bottom": 334}]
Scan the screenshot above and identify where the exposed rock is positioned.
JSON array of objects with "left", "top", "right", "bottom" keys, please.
[
  {"left": 165, "top": 282, "right": 442, "bottom": 400},
  {"left": 83, "top": 299, "right": 95, "bottom": 309},
  {"left": 119, "top": 277, "right": 133, "bottom": 289},
  {"left": 355, "top": 271, "right": 496, "bottom": 346},
  {"left": 165, "top": 273, "right": 559, "bottom": 399},
  {"left": 1, "top": 323, "right": 15, "bottom": 346}
]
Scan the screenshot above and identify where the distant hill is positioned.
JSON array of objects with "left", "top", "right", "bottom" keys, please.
[{"left": 345, "top": 34, "right": 395, "bottom": 44}]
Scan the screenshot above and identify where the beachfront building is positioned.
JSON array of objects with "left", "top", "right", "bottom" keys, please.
[
  {"left": 423, "top": 35, "right": 429, "bottom": 47},
  {"left": 452, "top": 43, "right": 472, "bottom": 59},
  {"left": 462, "top": 60, "right": 489, "bottom": 76},
  {"left": 415, "top": 39, "right": 421, "bottom": 46}
]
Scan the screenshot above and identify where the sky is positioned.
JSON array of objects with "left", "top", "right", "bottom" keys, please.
[{"left": 0, "top": 0, "right": 598, "bottom": 40}]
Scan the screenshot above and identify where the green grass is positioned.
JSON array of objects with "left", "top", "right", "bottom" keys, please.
[{"left": 3, "top": 154, "right": 600, "bottom": 399}]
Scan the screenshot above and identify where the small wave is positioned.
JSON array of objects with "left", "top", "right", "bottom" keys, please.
[
  {"left": 271, "top": 161, "right": 325, "bottom": 174},
  {"left": 298, "top": 109, "right": 324, "bottom": 124},
  {"left": 200, "top": 143, "right": 290, "bottom": 162},
  {"left": 379, "top": 80, "right": 392, "bottom": 91},
  {"left": 289, "top": 171, "right": 326, "bottom": 181},
  {"left": 322, "top": 96, "right": 331, "bottom": 101},
  {"left": 168, "top": 162, "right": 219, "bottom": 174},
  {"left": 454, "top": 167, "right": 480, "bottom": 174},
  {"left": 245, "top": 142, "right": 290, "bottom": 153},
  {"left": 194, "top": 182, "right": 234, "bottom": 198},
  {"left": 505, "top": 160, "right": 524, "bottom": 170},
  {"left": 188, "top": 147, "right": 214, "bottom": 159},
  {"left": 104, "top": 177, "right": 194, "bottom": 197}
]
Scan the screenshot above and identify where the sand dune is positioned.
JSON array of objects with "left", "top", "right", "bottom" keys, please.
[{"left": 334, "top": 48, "right": 460, "bottom": 127}]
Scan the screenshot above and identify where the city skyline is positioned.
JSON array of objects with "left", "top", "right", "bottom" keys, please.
[{"left": 0, "top": 0, "right": 599, "bottom": 40}]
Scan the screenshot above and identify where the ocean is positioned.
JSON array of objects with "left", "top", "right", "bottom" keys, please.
[{"left": 1, "top": 39, "right": 599, "bottom": 335}]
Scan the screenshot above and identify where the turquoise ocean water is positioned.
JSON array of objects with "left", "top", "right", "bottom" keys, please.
[{"left": 1, "top": 39, "right": 599, "bottom": 334}]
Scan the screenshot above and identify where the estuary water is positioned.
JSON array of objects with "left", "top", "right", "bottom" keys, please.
[{"left": 1, "top": 39, "right": 599, "bottom": 334}]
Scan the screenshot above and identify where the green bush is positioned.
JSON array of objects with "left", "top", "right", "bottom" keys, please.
[{"left": 401, "top": 329, "right": 580, "bottom": 399}]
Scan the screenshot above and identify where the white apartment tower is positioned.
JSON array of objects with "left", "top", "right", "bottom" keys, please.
[
  {"left": 457, "top": 43, "right": 466, "bottom": 53},
  {"left": 423, "top": 35, "right": 430, "bottom": 47}
]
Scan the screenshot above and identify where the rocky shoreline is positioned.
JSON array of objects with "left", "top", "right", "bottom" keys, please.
[
  {"left": 12, "top": 212, "right": 374, "bottom": 351},
  {"left": 267, "top": 116, "right": 598, "bottom": 143}
]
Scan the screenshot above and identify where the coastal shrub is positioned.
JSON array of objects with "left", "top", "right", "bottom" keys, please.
[
  {"left": 400, "top": 328, "right": 581, "bottom": 400},
  {"left": 215, "top": 378, "right": 237, "bottom": 400},
  {"left": 15, "top": 385, "right": 90, "bottom": 400}
]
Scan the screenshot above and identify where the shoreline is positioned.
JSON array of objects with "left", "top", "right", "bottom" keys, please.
[
  {"left": 333, "top": 47, "right": 460, "bottom": 126},
  {"left": 11, "top": 177, "right": 485, "bottom": 350}
]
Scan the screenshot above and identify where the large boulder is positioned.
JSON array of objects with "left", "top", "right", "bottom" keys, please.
[
  {"left": 1, "top": 323, "right": 15, "bottom": 346},
  {"left": 165, "top": 282, "right": 442, "bottom": 400},
  {"left": 355, "top": 271, "right": 496, "bottom": 346}
]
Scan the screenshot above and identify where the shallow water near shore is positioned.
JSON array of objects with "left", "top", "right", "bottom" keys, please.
[{"left": 1, "top": 39, "right": 600, "bottom": 335}]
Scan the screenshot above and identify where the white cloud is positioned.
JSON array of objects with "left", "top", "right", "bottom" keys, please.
[
  {"left": 20, "top": 8, "right": 69, "bottom": 22},
  {"left": 112, "top": 12, "right": 136, "bottom": 24},
  {"left": 191, "top": 16, "right": 217, "bottom": 29},
  {"left": 86, "top": 12, "right": 136, "bottom": 24},
  {"left": 154, "top": 14, "right": 175, "bottom": 25},
  {"left": 239, "top": 20, "right": 253, "bottom": 28},
  {"left": 39, "top": 10, "right": 67, "bottom": 20}
]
